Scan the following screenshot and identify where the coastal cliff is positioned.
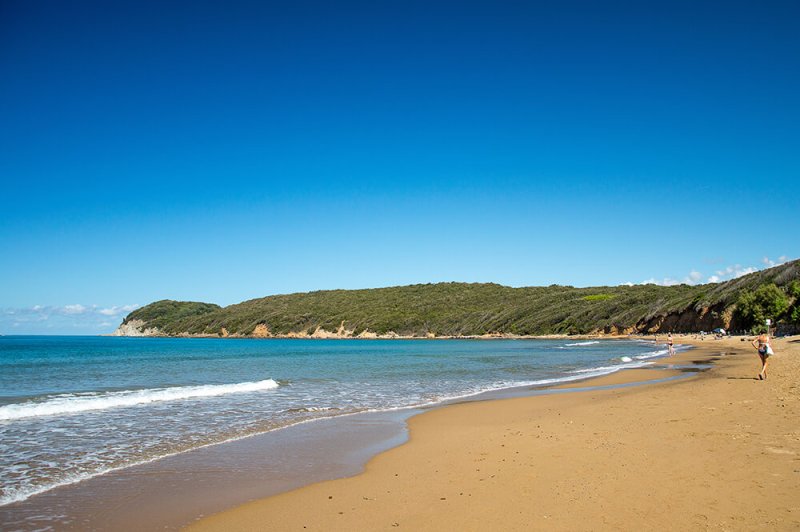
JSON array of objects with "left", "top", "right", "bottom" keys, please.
[
  {"left": 114, "top": 260, "right": 800, "bottom": 338},
  {"left": 109, "top": 319, "right": 163, "bottom": 337}
]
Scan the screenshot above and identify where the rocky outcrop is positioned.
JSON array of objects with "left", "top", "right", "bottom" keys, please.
[
  {"left": 251, "top": 323, "right": 272, "bottom": 338},
  {"left": 336, "top": 321, "right": 354, "bottom": 337},
  {"left": 600, "top": 325, "right": 637, "bottom": 335},
  {"left": 309, "top": 327, "right": 337, "bottom": 339},
  {"left": 110, "top": 319, "right": 162, "bottom": 337},
  {"left": 637, "top": 304, "right": 729, "bottom": 333}
]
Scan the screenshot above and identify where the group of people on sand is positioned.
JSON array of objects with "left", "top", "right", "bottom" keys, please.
[{"left": 655, "top": 331, "right": 774, "bottom": 380}]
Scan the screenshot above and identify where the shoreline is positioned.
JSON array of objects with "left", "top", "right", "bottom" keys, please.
[
  {"left": 188, "top": 336, "right": 800, "bottom": 531},
  {"left": 0, "top": 338, "right": 682, "bottom": 530},
  {"left": 105, "top": 330, "right": 627, "bottom": 340},
  {"left": 2, "top": 338, "right": 690, "bottom": 529},
  {"left": 104, "top": 331, "right": 675, "bottom": 341}
]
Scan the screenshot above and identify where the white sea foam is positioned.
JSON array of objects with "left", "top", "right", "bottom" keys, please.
[
  {"left": 564, "top": 341, "right": 600, "bottom": 346},
  {"left": 0, "top": 379, "right": 280, "bottom": 421},
  {"left": 634, "top": 344, "right": 690, "bottom": 359},
  {"left": 570, "top": 359, "right": 655, "bottom": 374},
  {"left": 286, "top": 406, "right": 340, "bottom": 413},
  {"left": 634, "top": 349, "right": 669, "bottom": 359}
]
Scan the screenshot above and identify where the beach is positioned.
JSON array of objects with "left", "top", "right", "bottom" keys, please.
[
  {"left": 1, "top": 337, "right": 685, "bottom": 529},
  {"left": 189, "top": 336, "right": 800, "bottom": 531}
]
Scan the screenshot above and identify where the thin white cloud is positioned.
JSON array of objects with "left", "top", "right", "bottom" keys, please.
[
  {"left": 0, "top": 304, "right": 140, "bottom": 334},
  {"left": 641, "top": 277, "right": 683, "bottom": 286},
  {"left": 641, "top": 270, "right": 704, "bottom": 286},
  {"left": 761, "top": 255, "right": 790, "bottom": 268},
  {"left": 714, "top": 265, "right": 758, "bottom": 280},
  {"left": 98, "top": 304, "right": 140, "bottom": 316},
  {"left": 641, "top": 254, "right": 793, "bottom": 287}
]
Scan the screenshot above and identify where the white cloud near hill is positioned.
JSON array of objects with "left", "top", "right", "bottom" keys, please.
[
  {"left": 762, "top": 255, "right": 789, "bottom": 268},
  {"left": 640, "top": 269, "right": 703, "bottom": 286},
  {"left": 636, "top": 255, "right": 793, "bottom": 287}
]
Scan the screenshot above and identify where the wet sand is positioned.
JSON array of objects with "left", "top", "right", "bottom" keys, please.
[
  {"left": 188, "top": 336, "right": 800, "bottom": 531},
  {"left": 0, "top": 409, "right": 420, "bottom": 531}
]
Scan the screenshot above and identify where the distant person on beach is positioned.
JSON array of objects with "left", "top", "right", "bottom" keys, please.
[
  {"left": 751, "top": 333, "right": 773, "bottom": 380},
  {"left": 667, "top": 333, "right": 674, "bottom": 356}
]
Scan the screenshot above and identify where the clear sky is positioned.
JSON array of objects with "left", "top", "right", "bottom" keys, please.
[{"left": 1, "top": 1, "right": 798, "bottom": 334}]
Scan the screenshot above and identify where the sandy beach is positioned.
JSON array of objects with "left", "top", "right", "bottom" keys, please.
[{"left": 188, "top": 335, "right": 800, "bottom": 531}]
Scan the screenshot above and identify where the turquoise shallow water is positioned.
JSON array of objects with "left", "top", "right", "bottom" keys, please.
[{"left": 0, "top": 336, "right": 682, "bottom": 506}]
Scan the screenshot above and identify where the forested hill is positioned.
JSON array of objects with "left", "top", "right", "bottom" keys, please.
[{"left": 116, "top": 260, "right": 800, "bottom": 338}]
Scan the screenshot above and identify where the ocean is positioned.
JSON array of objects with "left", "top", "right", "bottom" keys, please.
[{"left": 0, "top": 336, "right": 682, "bottom": 511}]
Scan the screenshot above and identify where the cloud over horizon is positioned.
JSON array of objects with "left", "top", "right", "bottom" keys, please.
[{"left": 0, "top": 304, "right": 140, "bottom": 334}]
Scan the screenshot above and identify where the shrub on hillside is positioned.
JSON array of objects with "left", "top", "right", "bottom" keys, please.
[
  {"left": 734, "top": 283, "right": 790, "bottom": 333},
  {"left": 788, "top": 280, "right": 800, "bottom": 299}
]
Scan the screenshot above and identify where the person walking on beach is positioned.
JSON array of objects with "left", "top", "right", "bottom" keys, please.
[
  {"left": 751, "top": 332, "right": 773, "bottom": 380},
  {"left": 667, "top": 333, "right": 674, "bottom": 356}
]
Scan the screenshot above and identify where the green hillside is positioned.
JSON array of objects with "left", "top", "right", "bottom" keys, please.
[{"left": 120, "top": 260, "right": 800, "bottom": 337}]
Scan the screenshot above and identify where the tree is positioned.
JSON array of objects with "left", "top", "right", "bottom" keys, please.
[
  {"left": 787, "top": 281, "right": 800, "bottom": 325},
  {"left": 787, "top": 280, "right": 800, "bottom": 299},
  {"left": 734, "top": 284, "right": 789, "bottom": 333},
  {"left": 754, "top": 283, "right": 790, "bottom": 319},
  {"left": 790, "top": 305, "right": 800, "bottom": 325},
  {"left": 734, "top": 291, "right": 762, "bottom": 331}
]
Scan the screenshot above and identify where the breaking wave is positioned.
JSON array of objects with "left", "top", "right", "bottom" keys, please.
[{"left": 0, "top": 379, "right": 280, "bottom": 421}]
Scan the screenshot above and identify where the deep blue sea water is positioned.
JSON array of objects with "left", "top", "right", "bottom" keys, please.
[{"left": 0, "top": 336, "right": 683, "bottom": 507}]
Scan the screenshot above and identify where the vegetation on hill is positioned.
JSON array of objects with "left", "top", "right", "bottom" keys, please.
[
  {"left": 124, "top": 300, "right": 220, "bottom": 332},
  {"left": 733, "top": 280, "right": 800, "bottom": 334},
  {"left": 120, "top": 260, "right": 800, "bottom": 337}
]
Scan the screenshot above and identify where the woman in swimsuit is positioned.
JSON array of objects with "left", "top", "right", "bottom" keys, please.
[
  {"left": 751, "top": 333, "right": 772, "bottom": 380},
  {"left": 667, "top": 333, "right": 674, "bottom": 356}
]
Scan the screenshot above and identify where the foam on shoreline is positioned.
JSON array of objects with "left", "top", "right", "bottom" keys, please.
[{"left": 0, "top": 379, "right": 280, "bottom": 421}]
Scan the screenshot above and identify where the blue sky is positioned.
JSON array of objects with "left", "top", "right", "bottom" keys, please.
[{"left": 1, "top": 1, "right": 798, "bottom": 334}]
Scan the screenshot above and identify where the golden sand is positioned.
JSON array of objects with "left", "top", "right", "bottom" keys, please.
[{"left": 188, "top": 336, "right": 800, "bottom": 531}]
